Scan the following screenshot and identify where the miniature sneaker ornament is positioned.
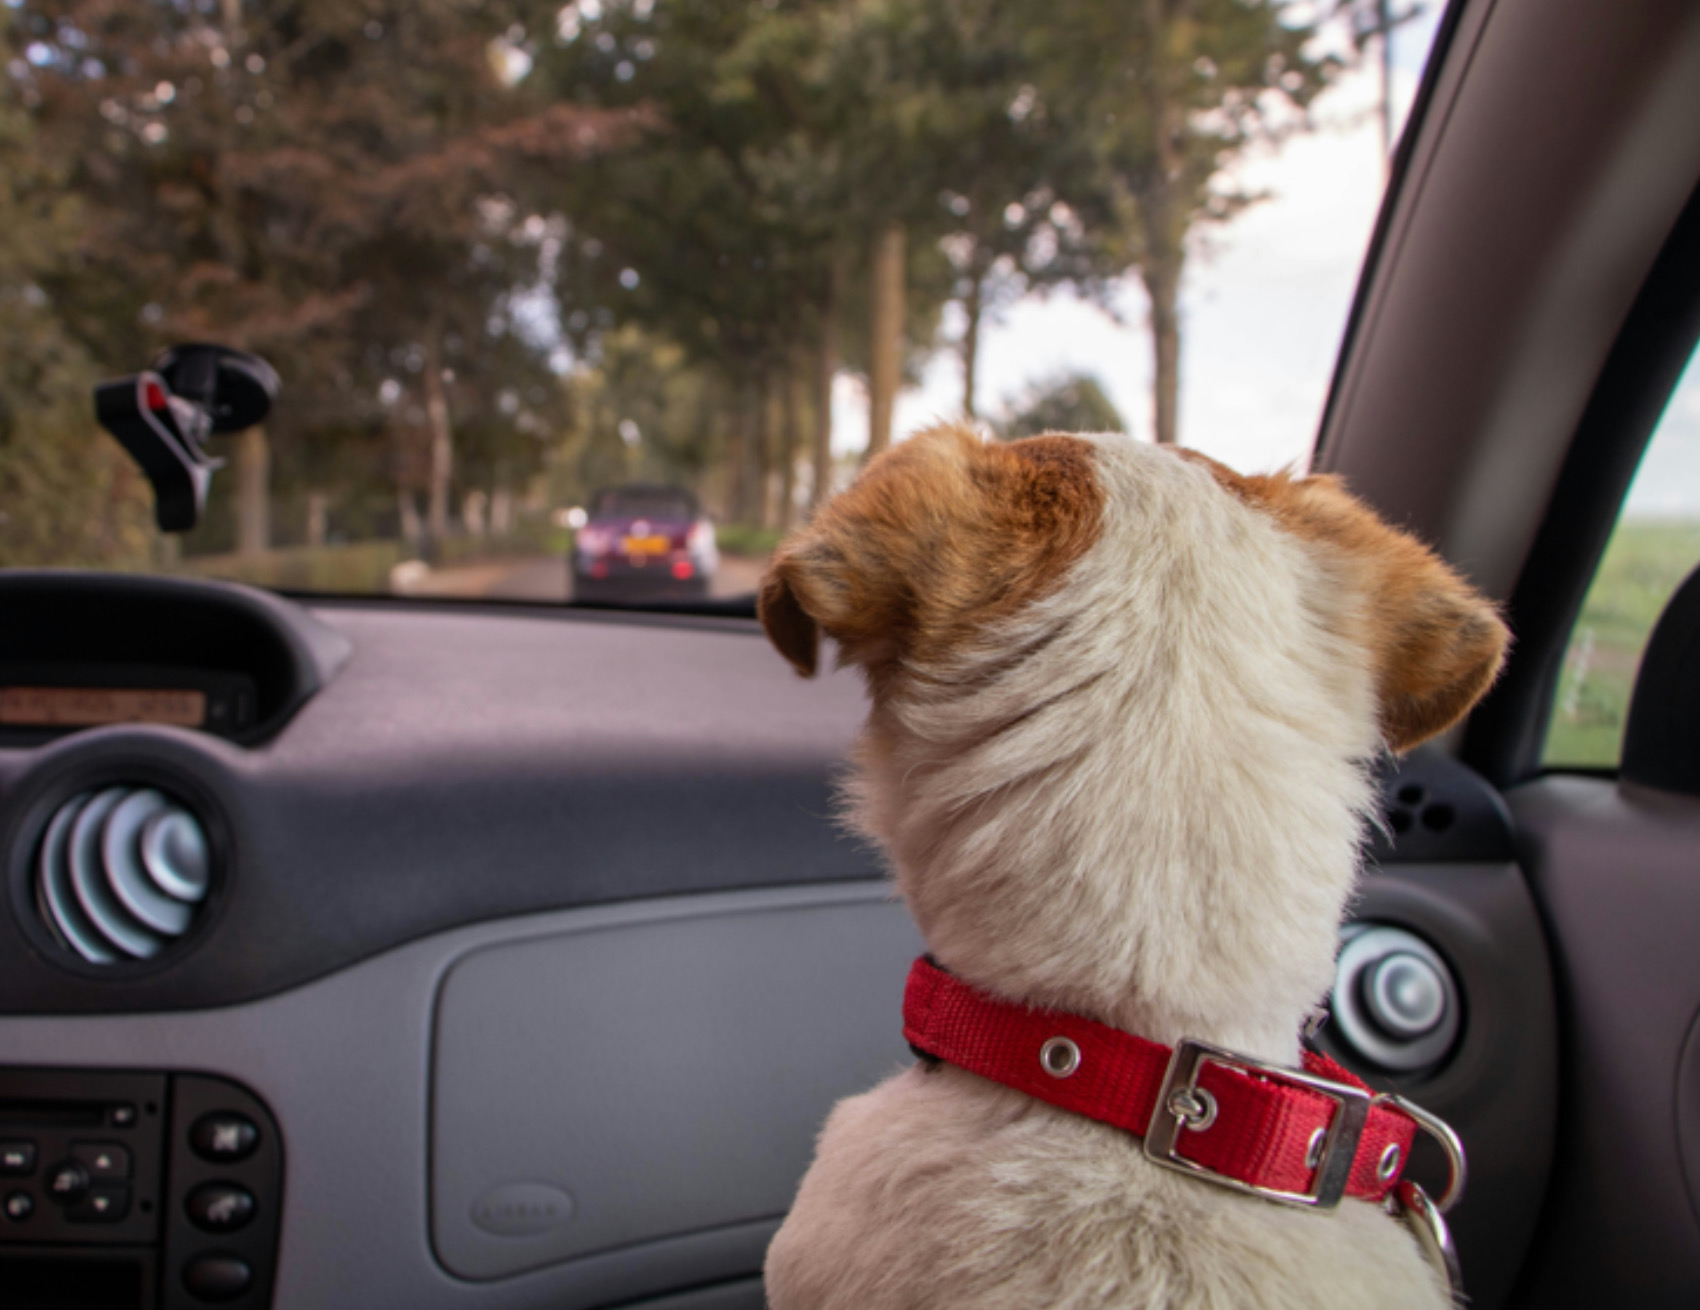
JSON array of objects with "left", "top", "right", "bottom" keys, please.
[{"left": 759, "top": 427, "right": 1506, "bottom": 1310}]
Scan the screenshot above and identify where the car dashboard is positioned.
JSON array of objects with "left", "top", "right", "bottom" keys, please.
[{"left": 0, "top": 574, "right": 1557, "bottom": 1310}]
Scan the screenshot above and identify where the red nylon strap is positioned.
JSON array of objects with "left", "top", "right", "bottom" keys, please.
[{"left": 902, "top": 957, "right": 1417, "bottom": 1204}]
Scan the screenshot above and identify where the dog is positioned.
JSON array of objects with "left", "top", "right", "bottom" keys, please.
[{"left": 757, "top": 425, "right": 1507, "bottom": 1310}]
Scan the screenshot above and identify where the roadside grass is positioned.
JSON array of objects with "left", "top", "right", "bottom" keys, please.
[
  {"left": 173, "top": 539, "right": 407, "bottom": 593},
  {"left": 171, "top": 522, "right": 572, "bottom": 594},
  {"left": 1543, "top": 518, "right": 1700, "bottom": 768},
  {"left": 716, "top": 523, "right": 784, "bottom": 557}
]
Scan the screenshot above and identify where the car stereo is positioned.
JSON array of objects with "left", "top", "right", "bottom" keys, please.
[{"left": 0, "top": 1068, "right": 281, "bottom": 1309}]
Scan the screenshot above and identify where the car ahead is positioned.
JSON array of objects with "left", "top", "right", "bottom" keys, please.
[
  {"left": 1, "top": 3, "right": 1698, "bottom": 1310},
  {"left": 571, "top": 485, "right": 719, "bottom": 604}
]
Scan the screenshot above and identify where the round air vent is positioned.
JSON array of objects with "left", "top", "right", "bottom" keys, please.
[
  {"left": 33, "top": 785, "right": 211, "bottom": 963},
  {"left": 1330, "top": 924, "right": 1460, "bottom": 1073}
]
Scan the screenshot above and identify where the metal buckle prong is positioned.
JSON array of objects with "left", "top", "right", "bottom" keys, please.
[{"left": 1144, "top": 1038, "right": 1372, "bottom": 1209}]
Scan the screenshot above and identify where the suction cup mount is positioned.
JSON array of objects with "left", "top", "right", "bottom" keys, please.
[{"left": 96, "top": 344, "right": 280, "bottom": 533}]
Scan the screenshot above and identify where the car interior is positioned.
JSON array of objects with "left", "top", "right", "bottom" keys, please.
[{"left": 2, "top": 0, "right": 1699, "bottom": 1307}]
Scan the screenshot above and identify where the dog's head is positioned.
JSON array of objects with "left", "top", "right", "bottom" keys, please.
[
  {"left": 758, "top": 425, "right": 1507, "bottom": 1051},
  {"left": 762, "top": 425, "right": 1505, "bottom": 751}
]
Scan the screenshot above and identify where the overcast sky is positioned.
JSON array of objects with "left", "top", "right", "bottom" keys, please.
[
  {"left": 816, "top": 6, "right": 1695, "bottom": 520},
  {"left": 831, "top": 9, "right": 1445, "bottom": 475}
]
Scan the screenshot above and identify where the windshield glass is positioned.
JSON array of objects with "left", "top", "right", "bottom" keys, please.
[
  {"left": 0, "top": 1, "right": 1442, "bottom": 607},
  {"left": 591, "top": 488, "right": 698, "bottom": 521}
]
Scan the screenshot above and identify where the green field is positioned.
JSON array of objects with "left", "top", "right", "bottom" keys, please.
[{"left": 1543, "top": 518, "right": 1700, "bottom": 768}]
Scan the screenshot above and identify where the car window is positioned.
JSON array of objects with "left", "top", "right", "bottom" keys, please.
[
  {"left": 592, "top": 489, "right": 698, "bottom": 521},
  {"left": 1543, "top": 345, "right": 1700, "bottom": 769},
  {"left": 0, "top": 3, "right": 1443, "bottom": 607}
]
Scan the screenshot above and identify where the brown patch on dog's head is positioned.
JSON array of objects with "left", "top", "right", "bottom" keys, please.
[
  {"left": 1180, "top": 451, "right": 1510, "bottom": 752},
  {"left": 759, "top": 425, "right": 1103, "bottom": 679}
]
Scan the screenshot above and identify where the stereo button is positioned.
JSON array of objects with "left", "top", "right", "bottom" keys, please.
[
  {"left": 183, "top": 1253, "right": 252, "bottom": 1303},
  {"left": 190, "top": 1113, "right": 258, "bottom": 1163},
  {"left": 3, "top": 1191, "right": 32, "bottom": 1221},
  {"left": 71, "top": 1141, "right": 131, "bottom": 1179},
  {"left": 46, "top": 1160, "right": 90, "bottom": 1203},
  {"left": 68, "top": 1184, "right": 129, "bottom": 1222},
  {"left": 0, "top": 1141, "right": 34, "bottom": 1175},
  {"left": 187, "top": 1182, "right": 255, "bottom": 1233}
]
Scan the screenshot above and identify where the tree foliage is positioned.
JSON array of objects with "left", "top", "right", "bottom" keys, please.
[
  {"left": 0, "top": 0, "right": 1344, "bottom": 570},
  {"left": 997, "top": 371, "right": 1127, "bottom": 439}
]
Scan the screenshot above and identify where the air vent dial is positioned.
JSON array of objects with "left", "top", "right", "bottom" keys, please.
[{"left": 34, "top": 786, "right": 211, "bottom": 963}]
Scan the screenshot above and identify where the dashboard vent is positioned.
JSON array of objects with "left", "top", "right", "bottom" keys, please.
[{"left": 33, "top": 786, "right": 211, "bottom": 963}]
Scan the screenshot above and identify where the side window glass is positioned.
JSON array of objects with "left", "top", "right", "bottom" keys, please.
[{"left": 1544, "top": 348, "right": 1700, "bottom": 768}]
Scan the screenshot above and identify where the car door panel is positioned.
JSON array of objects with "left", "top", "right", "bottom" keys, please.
[{"left": 1503, "top": 779, "right": 1700, "bottom": 1306}]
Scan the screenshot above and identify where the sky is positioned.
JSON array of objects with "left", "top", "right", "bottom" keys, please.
[
  {"left": 833, "top": 6, "right": 1700, "bottom": 514},
  {"left": 836, "top": 7, "right": 1443, "bottom": 476},
  {"left": 1627, "top": 351, "right": 1700, "bottom": 519}
]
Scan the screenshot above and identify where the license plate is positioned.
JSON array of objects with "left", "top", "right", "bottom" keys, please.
[{"left": 621, "top": 534, "right": 668, "bottom": 555}]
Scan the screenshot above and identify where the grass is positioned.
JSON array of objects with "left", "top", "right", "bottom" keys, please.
[
  {"left": 1543, "top": 518, "right": 1700, "bottom": 768},
  {"left": 716, "top": 523, "right": 785, "bottom": 557},
  {"left": 168, "top": 519, "right": 578, "bottom": 595},
  {"left": 172, "top": 539, "right": 408, "bottom": 593}
]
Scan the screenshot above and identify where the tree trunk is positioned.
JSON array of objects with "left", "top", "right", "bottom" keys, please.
[
  {"left": 723, "top": 377, "right": 748, "bottom": 524},
  {"left": 462, "top": 489, "right": 487, "bottom": 538},
  {"left": 812, "top": 248, "right": 845, "bottom": 510},
  {"left": 779, "top": 354, "right": 803, "bottom": 531},
  {"left": 867, "top": 221, "right": 906, "bottom": 460},
  {"left": 755, "top": 366, "right": 778, "bottom": 529},
  {"left": 1143, "top": 256, "right": 1181, "bottom": 446},
  {"left": 962, "top": 267, "right": 983, "bottom": 421},
  {"left": 305, "top": 490, "right": 328, "bottom": 548},
  {"left": 233, "top": 426, "right": 269, "bottom": 556},
  {"left": 424, "top": 330, "right": 454, "bottom": 549},
  {"left": 397, "top": 488, "right": 423, "bottom": 553},
  {"left": 1139, "top": 0, "right": 1189, "bottom": 446}
]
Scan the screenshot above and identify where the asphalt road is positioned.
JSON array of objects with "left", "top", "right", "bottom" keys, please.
[{"left": 398, "top": 552, "right": 770, "bottom": 603}]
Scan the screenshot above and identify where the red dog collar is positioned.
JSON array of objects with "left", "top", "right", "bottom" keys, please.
[{"left": 902, "top": 957, "right": 1465, "bottom": 1212}]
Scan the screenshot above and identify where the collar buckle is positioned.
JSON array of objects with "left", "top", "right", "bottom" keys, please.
[{"left": 1144, "top": 1038, "right": 1372, "bottom": 1209}]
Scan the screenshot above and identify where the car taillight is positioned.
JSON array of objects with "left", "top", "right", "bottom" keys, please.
[
  {"left": 577, "top": 526, "right": 612, "bottom": 555},
  {"left": 671, "top": 560, "right": 695, "bottom": 580}
]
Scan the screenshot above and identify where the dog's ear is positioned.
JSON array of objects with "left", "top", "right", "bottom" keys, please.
[
  {"left": 1183, "top": 456, "right": 1510, "bottom": 752},
  {"left": 1276, "top": 474, "right": 1509, "bottom": 752},
  {"left": 756, "top": 427, "right": 964, "bottom": 677},
  {"left": 757, "top": 556, "right": 821, "bottom": 677},
  {"left": 1363, "top": 551, "right": 1510, "bottom": 751},
  {"left": 758, "top": 424, "right": 1102, "bottom": 677}
]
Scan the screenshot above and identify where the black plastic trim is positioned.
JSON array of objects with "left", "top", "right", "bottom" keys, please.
[
  {"left": 1462, "top": 179, "right": 1700, "bottom": 787},
  {"left": 1366, "top": 747, "right": 1517, "bottom": 864},
  {"left": 1622, "top": 562, "right": 1700, "bottom": 795},
  {"left": 0, "top": 572, "right": 351, "bottom": 746}
]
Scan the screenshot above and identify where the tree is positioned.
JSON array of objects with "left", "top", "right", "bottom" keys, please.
[
  {"left": 10, "top": 0, "right": 630, "bottom": 558},
  {"left": 1016, "top": 0, "right": 1334, "bottom": 444},
  {"left": 996, "top": 371, "right": 1127, "bottom": 439},
  {"left": 0, "top": 53, "right": 154, "bottom": 569}
]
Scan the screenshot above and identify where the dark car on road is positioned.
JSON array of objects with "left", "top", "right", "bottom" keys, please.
[{"left": 570, "top": 485, "right": 719, "bottom": 603}]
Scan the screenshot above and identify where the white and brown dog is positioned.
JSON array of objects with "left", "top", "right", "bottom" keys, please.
[{"left": 757, "top": 426, "right": 1507, "bottom": 1310}]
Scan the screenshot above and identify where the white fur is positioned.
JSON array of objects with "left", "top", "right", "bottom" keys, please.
[{"left": 765, "top": 435, "right": 1448, "bottom": 1310}]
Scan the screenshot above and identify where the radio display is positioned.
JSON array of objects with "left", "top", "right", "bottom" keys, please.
[{"left": 0, "top": 686, "right": 208, "bottom": 728}]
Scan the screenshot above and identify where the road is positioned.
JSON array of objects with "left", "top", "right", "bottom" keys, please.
[{"left": 395, "top": 552, "right": 771, "bottom": 602}]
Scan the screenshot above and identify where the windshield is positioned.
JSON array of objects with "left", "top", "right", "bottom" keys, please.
[
  {"left": 0, "top": 1, "right": 1442, "bottom": 608},
  {"left": 591, "top": 488, "right": 698, "bottom": 521}
]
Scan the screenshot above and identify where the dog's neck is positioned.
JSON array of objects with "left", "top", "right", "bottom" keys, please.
[{"left": 845, "top": 441, "right": 1382, "bottom": 1067}]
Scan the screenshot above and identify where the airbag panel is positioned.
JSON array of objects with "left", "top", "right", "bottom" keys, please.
[{"left": 431, "top": 897, "right": 922, "bottom": 1280}]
